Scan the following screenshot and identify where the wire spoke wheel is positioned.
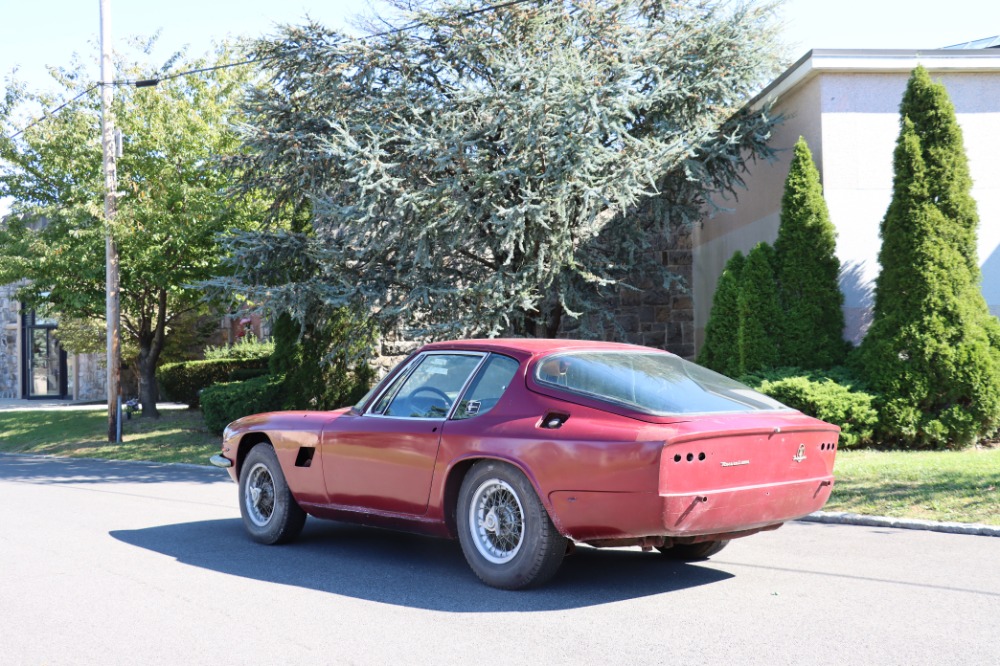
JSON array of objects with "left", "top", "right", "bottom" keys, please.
[
  {"left": 469, "top": 478, "right": 525, "bottom": 564},
  {"left": 457, "top": 461, "right": 567, "bottom": 589},
  {"left": 238, "top": 444, "right": 306, "bottom": 545},
  {"left": 244, "top": 461, "right": 276, "bottom": 527}
]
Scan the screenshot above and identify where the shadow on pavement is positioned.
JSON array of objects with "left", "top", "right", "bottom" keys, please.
[
  {"left": 111, "top": 518, "right": 732, "bottom": 612},
  {"left": 0, "top": 453, "right": 226, "bottom": 485}
]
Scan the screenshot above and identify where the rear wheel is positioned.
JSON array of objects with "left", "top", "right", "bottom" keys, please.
[
  {"left": 657, "top": 540, "right": 729, "bottom": 561},
  {"left": 457, "top": 461, "right": 567, "bottom": 589},
  {"left": 239, "top": 444, "right": 306, "bottom": 544}
]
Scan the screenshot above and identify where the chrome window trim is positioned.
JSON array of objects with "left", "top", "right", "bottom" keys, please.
[
  {"left": 449, "top": 352, "right": 520, "bottom": 421},
  {"left": 364, "top": 350, "right": 488, "bottom": 420}
]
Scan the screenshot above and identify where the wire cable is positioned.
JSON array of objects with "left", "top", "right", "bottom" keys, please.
[
  {"left": 7, "top": 84, "right": 100, "bottom": 140},
  {"left": 6, "top": 0, "right": 542, "bottom": 140}
]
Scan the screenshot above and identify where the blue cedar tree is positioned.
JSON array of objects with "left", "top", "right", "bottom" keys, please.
[{"left": 213, "top": 0, "right": 785, "bottom": 342}]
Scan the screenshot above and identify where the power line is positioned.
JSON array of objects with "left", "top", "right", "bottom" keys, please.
[
  {"left": 7, "top": 84, "right": 100, "bottom": 140},
  {"left": 5, "top": 0, "right": 543, "bottom": 139}
]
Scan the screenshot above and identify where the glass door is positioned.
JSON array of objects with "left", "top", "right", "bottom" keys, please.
[{"left": 22, "top": 309, "right": 68, "bottom": 399}]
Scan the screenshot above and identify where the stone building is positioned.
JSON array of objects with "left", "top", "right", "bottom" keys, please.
[{"left": 0, "top": 283, "right": 106, "bottom": 401}]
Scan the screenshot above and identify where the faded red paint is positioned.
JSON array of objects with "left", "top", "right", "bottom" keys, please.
[{"left": 217, "top": 339, "right": 838, "bottom": 547}]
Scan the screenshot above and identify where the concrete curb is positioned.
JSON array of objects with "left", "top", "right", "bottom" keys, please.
[{"left": 799, "top": 511, "right": 1000, "bottom": 537}]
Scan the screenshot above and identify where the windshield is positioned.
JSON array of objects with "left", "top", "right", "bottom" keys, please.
[{"left": 534, "top": 351, "right": 788, "bottom": 415}]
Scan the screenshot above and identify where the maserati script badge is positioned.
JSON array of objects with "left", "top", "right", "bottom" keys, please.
[{"left": 793, "top": 444, "right": 807, "bottom": 463}]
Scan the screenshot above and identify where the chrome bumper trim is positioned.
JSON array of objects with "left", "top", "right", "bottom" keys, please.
[{"left": 210, "top": 454, "right": 233, "bottom": 469}]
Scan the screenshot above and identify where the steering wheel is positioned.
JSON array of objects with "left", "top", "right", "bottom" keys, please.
[
  {"left": 409, "top": 386, "right": 451, "bottom": 405},
  {"left": 406, "top": 386, "right": 451, "bottom": 416}
]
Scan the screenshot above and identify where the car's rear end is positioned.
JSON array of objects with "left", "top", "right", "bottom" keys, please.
[
  {"left": 527, "top": 348, "right": 838, "bottom": 546},
  {"left": 658, "top": 412, "right": 838, "bottom": 538}
]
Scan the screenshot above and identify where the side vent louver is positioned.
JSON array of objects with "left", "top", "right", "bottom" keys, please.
[{"left": 295, "top": 447, "right": 316, "bottom": 467}]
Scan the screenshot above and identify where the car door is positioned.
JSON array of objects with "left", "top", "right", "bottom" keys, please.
[{"left": 320, "top": 352, "right": 485, "bottom": 515}]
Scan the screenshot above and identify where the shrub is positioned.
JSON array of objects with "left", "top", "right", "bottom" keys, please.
[
  {"left": 736, "top": 242, "right": 782, "bottom": 374},
  {"left": 742, "top": 367, "right": 878, "bottom": 448},
  {"left": 270, "top": 309, "right": 376, "bottom": 411},
  {"left": 201, "top": 375, "right": 287, "bottom": 435},
  {"left": 157, "top": 356, "right": 270, "bottom": 408},
  {"left": 774, "top": 137, "right": 846, "bottom": 368},
  {"left": 203, "top": 337, "right": 275, "bottom": 362},
  {"left": 855, "top": 66, "right": 1000, "bottom": 448},
  {"left": 698, "top": 250, "right": 744, "bottom": 377}
]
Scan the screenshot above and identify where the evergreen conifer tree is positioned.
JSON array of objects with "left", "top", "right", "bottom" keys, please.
[
  {"left": 737, "top": 243, "right": 783, "bottom": 374},
  {"left": 774, "top": 137, "right": 846, "bottom": 368},
  {"left": 857, "top": 66, "right": 1000, "bottom": 447},
  {"left": 698, "top": 250, "right": 745, "bottom": 377}
]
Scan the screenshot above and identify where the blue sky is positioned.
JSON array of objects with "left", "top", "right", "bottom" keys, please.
[
  {"left": 2, "top": 0, "right": 998, "bottom": 213},
  {"left": 2, "top": 0, "right": 997, "bottom": 95}
]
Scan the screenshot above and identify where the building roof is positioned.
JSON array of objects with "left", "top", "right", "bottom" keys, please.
[
  {"left": 943, "top": 35, "right": 1000, "bottom": 49},
  {"left": 749, "top": 47, "right": 1000, "bottom": 110}
]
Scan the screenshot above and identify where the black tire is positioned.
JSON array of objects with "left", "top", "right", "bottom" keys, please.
[
  {"left": 239, "top": 443, "right": 306, "bottom": 545},
  {"left": 657, "top": 539, "right": 730, "bottom": 561},
  {"left": 456, "top": 460, "right": 567, "bottom": 590}
]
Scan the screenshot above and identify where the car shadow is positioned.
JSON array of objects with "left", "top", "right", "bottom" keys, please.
[
  {"left": 0, "top": 453, "right": 226, "bottom": 485},
  {"left": 110, "top": 518, "right": 733, "bottom": 612}
]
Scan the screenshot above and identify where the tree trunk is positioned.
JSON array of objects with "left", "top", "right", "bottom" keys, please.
[
  {"left": 532, "top": 300, "right": 563, "bottom": 339},
  {"left": 137, "top": 353, "right": 160, "bottom": 419},
  {"left": 137, "top": 289, "right": 169, "bottom": 418}
]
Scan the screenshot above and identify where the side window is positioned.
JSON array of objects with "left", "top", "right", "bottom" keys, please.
[
  {"left": 453, "top": 354, "right": 520, "bottom": 420},
  {"left": 380, "top": 354, "right": 483, "bottom": 419}
]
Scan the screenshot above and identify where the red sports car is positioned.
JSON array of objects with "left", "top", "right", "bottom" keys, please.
[{"left": 211, "top": 339, "right": 838, "bottom": 589}]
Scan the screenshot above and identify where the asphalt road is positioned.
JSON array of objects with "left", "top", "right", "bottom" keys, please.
[{"left": 1, "top": 453, "right": 997, "bottom": 666}]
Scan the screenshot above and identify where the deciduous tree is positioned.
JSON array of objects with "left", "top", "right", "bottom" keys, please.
[{"left": 0, "top": 44, "right": 260, "bottom": 416}]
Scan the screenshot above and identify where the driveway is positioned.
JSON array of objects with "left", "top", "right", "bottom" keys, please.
[{"left": 1, "top": 453, "right": 997, "bottom": 665}]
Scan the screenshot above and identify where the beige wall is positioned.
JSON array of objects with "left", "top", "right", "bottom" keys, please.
[
  {"left": 692, "top": 56, "right": 1000, "bottom": 351},
  {"left": 692, "top": 74, "right": 824, "bottom": 348}
]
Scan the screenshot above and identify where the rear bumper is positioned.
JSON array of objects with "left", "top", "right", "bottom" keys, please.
[
  {"left": 662, "top": 475, "right": 834, "bottom": 535},
  {"left": 548, "top": 475, "right": 834, "bottom": 542}
]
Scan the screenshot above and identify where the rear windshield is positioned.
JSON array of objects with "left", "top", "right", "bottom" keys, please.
[{"left": 534, "top": 351, "right": 788, "bottom": 415}]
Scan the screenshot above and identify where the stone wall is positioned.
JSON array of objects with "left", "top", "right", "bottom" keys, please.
[
  {"left": 560, "top": 196, "right": 696, "bottom": 359},
  {"left": 0, "top": 284, "right": 20, "bottom": 398},
  {"left": 74, "top": 352, "right": 106, "bottom": 401}
]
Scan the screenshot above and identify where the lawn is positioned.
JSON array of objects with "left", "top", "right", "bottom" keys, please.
[
  {"left": 1, "top": 408, "right": 998, "bottom": 525},
  {"left": 828, "top": 446, "right": 1000, "bottom": 526},
  {"left": 0, "top": 408, "right": 219, "bottom": 465}
]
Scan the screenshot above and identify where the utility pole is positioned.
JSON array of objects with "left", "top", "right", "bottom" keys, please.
[{"left": 100, "top": 0, "right": 121, "bottom": 442}]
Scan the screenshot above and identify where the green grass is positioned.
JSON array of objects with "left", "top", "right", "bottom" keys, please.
[
  {"left": 828, "top": 447, "right": 1000, "bottom": 526},
  {"left": 0, "top": 408, "right": 219, "bottom": 465},
  {"left": 1, "top": 409, "right": 998, "bottom": 525}
]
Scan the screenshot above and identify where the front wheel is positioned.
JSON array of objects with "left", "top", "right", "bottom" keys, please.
[
  {"left": 457, "top": 461, "right": 567, "bottom": 589},
  {"left": 657, "top": 540, "right": 729, "bottom": 561},
  {"left": 239, "top": 443, "right": 306, "bottom": 544}
]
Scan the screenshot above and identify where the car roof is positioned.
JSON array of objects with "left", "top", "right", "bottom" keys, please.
[{"left": 418, "top": 338, "right": 671, "bottom": 359}]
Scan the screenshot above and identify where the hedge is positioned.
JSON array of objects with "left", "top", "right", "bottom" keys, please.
[
  {"left": 203, "top": 337, "right": 275, "bottom": 362},
  {"left": 741, "top": 367, "right": 878, "bottom": 448},
  {"left": 201, "top": 375, "right": 287, "bottom": 435},
  {"left": 158, "top": 356, "right": 270, "bottom": 408}
]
